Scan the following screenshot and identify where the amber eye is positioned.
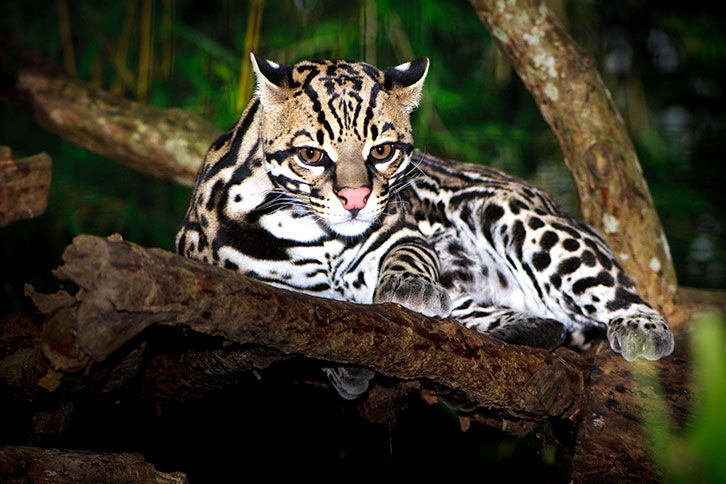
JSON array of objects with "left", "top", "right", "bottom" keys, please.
[
  {"left": 369, "top": 143, "right": 395, "bottom": 163},
  {"left": 297, "top": 147, "right": 325, "bottom": 165}
]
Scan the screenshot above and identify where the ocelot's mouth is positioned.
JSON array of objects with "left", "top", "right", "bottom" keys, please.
[{"left": 327, "top": 215, "right": 375, "bottom": 237}]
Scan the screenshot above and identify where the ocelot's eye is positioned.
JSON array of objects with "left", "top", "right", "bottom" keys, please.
[
  {"left": 297, "top": 147, "right": 325, "bottom": 165},
  {"left": 369, "top": 143, "right": 396, "bottom": 163}
]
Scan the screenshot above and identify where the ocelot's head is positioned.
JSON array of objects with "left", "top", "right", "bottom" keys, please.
[{"left": 251, "top": 54, "right": 428, "bottom": 237}]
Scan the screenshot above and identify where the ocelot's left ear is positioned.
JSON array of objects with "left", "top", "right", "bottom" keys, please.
[
  {"left": 250, "top": 53, "right": 293, "bottom": 106},
  {"left": 383, "top": 57, "right": 429, "bottom": 112}
]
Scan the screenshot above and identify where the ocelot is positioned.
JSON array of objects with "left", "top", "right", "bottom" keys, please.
[{"left": 176, "top": 54, "right": 674, "bottom": 399}]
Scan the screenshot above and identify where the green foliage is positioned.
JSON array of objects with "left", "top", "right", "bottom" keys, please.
[{"left": 636, "top": 312, "right": 726, "bottom": 482}]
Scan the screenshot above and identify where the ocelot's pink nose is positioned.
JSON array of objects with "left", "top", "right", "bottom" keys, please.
[{"left": 336, "top": 186, "right": 371, "bottom": 213}]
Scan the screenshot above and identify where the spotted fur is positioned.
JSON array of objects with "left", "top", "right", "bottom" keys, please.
[{"left": 177, "top": 55, "right": 674, "bottom": 398}]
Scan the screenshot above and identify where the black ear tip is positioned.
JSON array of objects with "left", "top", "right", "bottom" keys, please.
[
  {"left": 412, "top": 57, "right": 430, "bottom": 69},
  {"left": 250, "top": 53, "right": 272, "bottom": 71},
  {"left": 250, "top": 55, "right": 291, "bottom": 87},
  {"left": 384, "top": 57, "right": 429, "bottom": 89},
  {"left": 408, "top": 57, "right": 429, "bottom": 78}
]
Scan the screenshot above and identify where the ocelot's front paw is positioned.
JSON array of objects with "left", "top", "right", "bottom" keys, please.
[
  {"left": 322, "top": 366, "right": 376, "bottom": 400},
  {"left": 607, "top": 313, "right": 675, "bottom": 361},
  {"left": 374, "top": 274, "right": 452, "bottom": 318}
]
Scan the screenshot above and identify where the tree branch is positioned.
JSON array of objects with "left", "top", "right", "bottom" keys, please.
[
  {"left": 468, "top": 0, "right": 677, "bottom": 316},
  {"left": 13, "top": 68, "right": 219, "bottom": 186},
  {"left": 44, "top": 233, "right": 588, "bottom": 421}
]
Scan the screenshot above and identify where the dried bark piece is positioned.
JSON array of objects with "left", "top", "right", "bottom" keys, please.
[
  {"left": 0, "top": 146, "right": 52, "bottom": 227},
  {"left": 0, "top": 445, "right": 188, "bottom": 484}
]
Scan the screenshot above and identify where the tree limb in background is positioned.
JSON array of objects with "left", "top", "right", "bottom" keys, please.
[
  {"left": 14, "top": 68, "right": 220, "bottom": 187},
  {"left": 0, "top": 146, "right": 51, "bottom": 227},
  {"left": 468, "top": 0, "right": 678, "bottom": 317}
]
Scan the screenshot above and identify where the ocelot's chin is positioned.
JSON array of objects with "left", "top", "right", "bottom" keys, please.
[{"left": 327, "top": 218, "right": 374, "bottom": 238}]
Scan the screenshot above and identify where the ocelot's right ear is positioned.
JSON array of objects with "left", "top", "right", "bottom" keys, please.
[
  {"left": 250, "top": 53, "right": 292, "bottom": 106},
  {"left": 383, "top": 57, "right": 429, "bottom": 112}
]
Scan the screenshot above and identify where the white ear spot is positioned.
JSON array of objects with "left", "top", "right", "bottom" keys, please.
[{"left": 395, "top": 61, "right": 412, "bottom": 72}]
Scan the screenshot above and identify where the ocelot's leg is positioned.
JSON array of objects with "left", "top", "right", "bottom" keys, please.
[
  {"left": 512, "top": 220, "right": 674, "bottom": 361},
  {"left": 466, "top": 196, "right": 675, "bottom": 361},
  {"left": 325, "top": 236, "right": 451, "bottom": 400},
  {"left": 373, "top": 239, "right": 452, "bottom": 318},
  {"left": 322, "top": 366, "right": 376, "bottom": 400},
  {"left": 437, "top": 296, "right": 566, "bottom": 411},
  {"left": 451, "top": 297, "right": 566, "bottom": 351}
]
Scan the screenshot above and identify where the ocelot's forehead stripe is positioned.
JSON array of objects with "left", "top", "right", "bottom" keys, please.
[
  {"left": 293, "top": 64, "right": 334, "bottom": 142},
  {"left": 326, "top": 95, "right": 345, "bottom": 139},
  {"left": 294, "top": 61, "right": 386, "bottom": 145}
]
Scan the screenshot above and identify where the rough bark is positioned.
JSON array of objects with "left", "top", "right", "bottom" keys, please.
[
  {"left": 33, "top": 233, "right": 588, "bottom": 421},
  {"left": 0, "top": 146, "right": 52, "bottom": 226},
  {"left": 0, "top": 445, "right": 188, "bottom": 484},
  {"left": 570, "top": 335, "right": 692, "bottom": 484},
  {"left": 0, "top": 253, "right": 713, "bottom": 484},
  {"left": 0, "top": 293, "right": 291, "bottom": 404},
  {"left": 14, "top": 69, "right": 219, "bottom": 186},
  {"left": 468, "top": 0, "right": 677, "bottom": 317}
]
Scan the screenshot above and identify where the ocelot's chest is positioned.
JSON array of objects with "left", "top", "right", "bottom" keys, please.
[{"left": 249, "top": 209, "right": 381, "bottom": 303}]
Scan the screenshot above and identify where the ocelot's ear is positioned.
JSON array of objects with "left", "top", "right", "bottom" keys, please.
[
  {"left": 383, "top": 57, "right": 429, "bottom": 112},
  {"left": 250, "top": 53, "right": 292, "bottom": 106}
]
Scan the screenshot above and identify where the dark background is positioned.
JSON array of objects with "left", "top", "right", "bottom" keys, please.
[{"left": 1, "top": 0, "right": 724, "bottom": 480}]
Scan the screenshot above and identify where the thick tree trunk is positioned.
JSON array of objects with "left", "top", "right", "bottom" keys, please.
[
  {"left": 0, "top": 235, "right": 704, "bottom": 482},
  {"left": 468, "top": 0, "right": 678, "bottom": 317}
]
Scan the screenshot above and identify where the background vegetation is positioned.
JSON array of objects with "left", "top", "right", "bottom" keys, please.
[{"left": 1, "top": 0, "right": 725, "bottom": 479}]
